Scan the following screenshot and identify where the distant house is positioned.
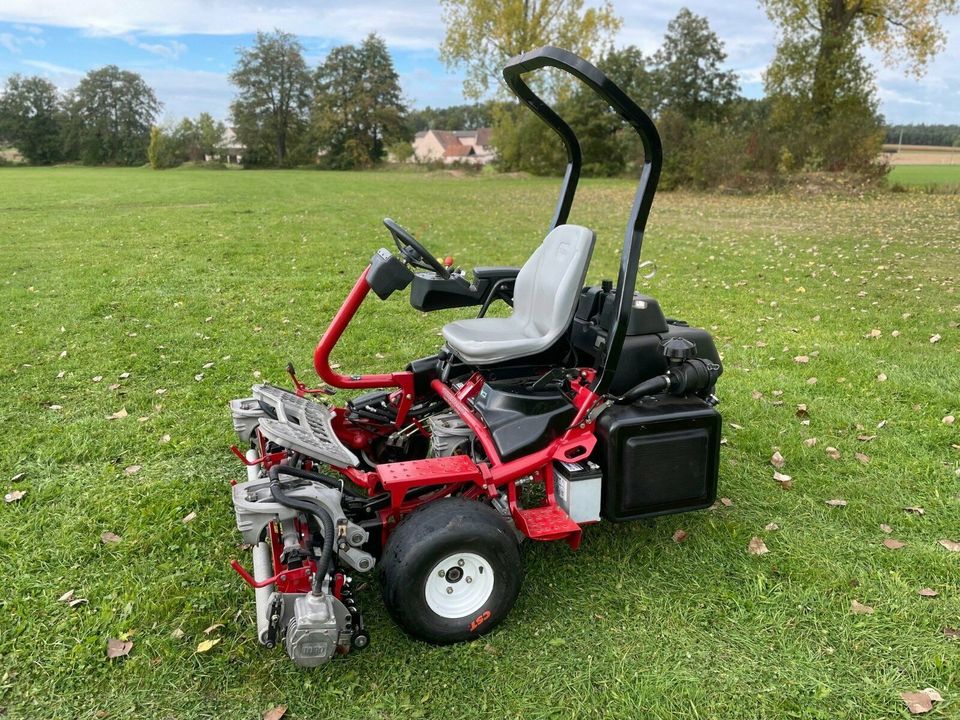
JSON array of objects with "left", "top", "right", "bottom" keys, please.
[
  {"left": 206, "top": 127, "right": 246, "bottom": 165},
  {"left": 412, "top": 128, "right": 495, "bottom": 165}
]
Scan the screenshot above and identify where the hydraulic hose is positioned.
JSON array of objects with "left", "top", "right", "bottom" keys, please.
[
  {"left": 269, "top": 463, "right": 365, "bottom": 498},
  {"left": 615, "top": 358, "right": 722, "bottom": 405},
  {"left": 268, "top": 469, "right": 336, "bottom": 594}
]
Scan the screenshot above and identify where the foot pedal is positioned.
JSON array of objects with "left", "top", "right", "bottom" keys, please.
[
  {"left": 253, "top": 384, "right": 359, "bottom": 468},
  {"left": 512, "top": 505, "right": 581, "bottom": 549}
]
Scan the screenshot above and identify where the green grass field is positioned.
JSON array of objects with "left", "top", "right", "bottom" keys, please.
[
  {"left": 1, "top": 167, "right": 958, "bottom": 719},
  {"left": 888, "top": 164, "right": 960, "bottom": 188}
]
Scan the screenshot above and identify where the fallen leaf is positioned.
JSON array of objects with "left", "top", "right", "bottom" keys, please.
[
  {"left": 806, "top": 377, "right": 817, "bottom": 385},
  {"left": 124, "top": 465, "right": 141, "bottom": 475},
  {"left": 202, "top": 362, "right": 214, "bottom": 369},
  {"left": 803, "top": 437, "right": 817, "bottom": 447},
  {"left": 918, "top": 588, "right": 938, "bottom": 598},
  {"left": 171, "top": 627, "right": 185, "bottom": 639},
  {"left": 903, "top": 506, "right": 925, "bottom": 515},
  {"left": 100, "top": 531, "right": 122, "bottom": 544},
  {"left": 771, "top": 451, "right": 786, "bottom": 469},
  {"left": 900, "top": 691, "right": 933, "bottom": 715},
  {"left": 857, "top": 435, "right": 876, "bottom": 442},
  {"left": 108, "top": 383, "right": 121, "bottom": 390},
  {"left": 119, "top": 372, "right": 130, "bottom": 379},
  {"left": 794, "top": 355, "right": 809, "bottom": 364},
  {"left": 159, "top": 434, "right": 171, "bottom": 444},
  {"left": 854, "top": 452, "right": 870, "bottom": 464},
  {"left": 866, "top": 328, "right": 881, "bottom": 339},
  {"left": 747, "top": 537, "right": 768, "bottom": 555},
  {"left": 929, "top": 334, "right": 941, "bottom": 344},
  {"left": 825, "top": 498, "right": 847, "bottom": 507},
  {"left": 196, "top": 638, "right": 220, "bottom": 653},
  {"left": 923, "top": 689, "right": 943, "bottom": 703},
  {"left": 672, "top": 529, "right": 688, "bottom": 544},
  {"left": 720, "top": 497, "right": 733, "bottom": 507},
  {"left": 796, "top": 404, "right": 809, "bottom": 419},
  {"left": 938, "top": 539, "right": 960, "bottom": 552},
  {"left": 825, "top": 447, "right": 841, "bottom": 460},
  {"left": 57, "top": 370, "right": 66, "bottom": 378},
  {"left": 883, "top": 538, "right": 906, "bottom": 550},
  {"left": 4, "top": 490, "right": 25, "bottom": 503},
  {"left": 764, "top": 522, "right": 780, "bottom": 531},
  {"left": 877, "top": 373, "right": 887, "bottom": 382},
  {"left": 182, "top": 511, "right": 197, "bottom": 524},
  {"left": 48, "top": 404, "right": 62, "bottom": 411},
  {"left": 106, "top": 639, "right": 132, "bottom": 659},
  {"left": 943, "top": 415, "right": 955, "bottom": 425},
  {"left": 773, "top": 471, "right": 793, "bottom": 489},
  {"left": 851, "top": 599, "right": 874, "bottom": 615},
  {"left": 58, "top": 590, "right": 75, "bottom": 603},
  {"left": 92, "top": 375, "right": 103, "bottom": 383},
  {"left": 729, "top": 422, "right": 743, "bottom": 430},
  {"left": 263, "top": 706, "right": 287, "bottom": 720},
  {"left": 68, "top": 598, "right": 87, "bottom": 608},
  {"left": 751, "top": 390, "right": 763, "bottom": 400},
  {"left": 944, "top": 627, "right": 960, "bottom": 640},
  {"left": 106, "top": 408, "right": 128, "bottom": 420},
  {"left": 203, "top": 623, "right": 223, "bottom": 635},
  {"left": 880, "top": 523, "right": 893, "bottom": 533},
  {"left": 194, "top": 373, "right": 204, "bottom": 382},
  {"left": 877, "top": 419, "right": 887, "bottom": 428},
  {"left": 155, "top": 388, "right": 167, "bottom": 395}
]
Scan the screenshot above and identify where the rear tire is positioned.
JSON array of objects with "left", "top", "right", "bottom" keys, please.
[{"left": 380, "top": 497, "right": 522, "bottom": 644}]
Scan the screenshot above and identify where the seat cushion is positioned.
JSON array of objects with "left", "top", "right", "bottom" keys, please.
[{"left": 442, "top": 224, "right": 595, "bottom": 365}]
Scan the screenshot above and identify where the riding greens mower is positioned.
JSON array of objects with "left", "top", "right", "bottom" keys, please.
[{"left": 227, "top": 47, "right": 723, "bottom": 667}]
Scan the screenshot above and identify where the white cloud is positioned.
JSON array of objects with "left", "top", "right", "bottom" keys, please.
[
  {"left": 0, "top": 28, "right": 45, "bottom": 54},
  {"left": 120, "top": 35, "right": 188, "bottom": 60},
  {"left": 0, "top": 0, "right": 445, "bottom": 50},
  {"left": 21, "top": 59, "right": 83, "bottom": 76}
]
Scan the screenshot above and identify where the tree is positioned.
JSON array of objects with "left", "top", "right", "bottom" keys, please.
[
  {"left": 62, "top": 66, "right": 161, "bottom": 165},
  {"left": 0, "top": 74, "right": 63, "bottom": 164},
  {"left": 652, "top": 9, "right": 739, "bottom": 122},
  {"left": 147, "top": 126, "right": 180, "bottom": 168},
  {"left": 230, "top": 30, "right": 312, "bottom": 166},
  {"left": 313, "top": 34, "right": 408, "bottom": 169},
  {"left": 764, "top": 0, "right": 957, "bottom": 112},
  {"left": 408, "top": 103, "right": 495, "bottom": 132},
  {"left": 439, "top": 0, "right": 621, "bottom": 99},
  {"left": 765, "top": 31, "right": 882, "bottom": 170},
  {"left": 172, "top": 112, "right": 226, "bottom": 161}
]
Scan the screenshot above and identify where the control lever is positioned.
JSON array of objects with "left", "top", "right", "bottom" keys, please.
[{"left": 287, "top": 362, "right": 335, "bottom": 397}]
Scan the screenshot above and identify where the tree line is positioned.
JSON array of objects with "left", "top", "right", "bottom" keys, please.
[
  {"left": 885, "top": 124, "right": 960, "bottom": 148},
  {"left": 2, "top": 0, "right": 956, "bottom": 186},
  {"left": 0, "top": 66, "right": 161, "bottom": 165},
  {"left": 438, "top": 0, "right": 958, "bottom": 187}
]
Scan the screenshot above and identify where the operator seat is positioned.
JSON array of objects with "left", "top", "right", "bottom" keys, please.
[{"left": 442, "top": 224, "right": 595, "bottom": 365}]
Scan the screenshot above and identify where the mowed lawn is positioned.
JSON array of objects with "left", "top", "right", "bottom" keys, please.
[
  {"left": 888, "top": 164, "right": 960, "bottom": 187},
  {"left": 1, "top": 166, "right": 958, "bottom": 720}
]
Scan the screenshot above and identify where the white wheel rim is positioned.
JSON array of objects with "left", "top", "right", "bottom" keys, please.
[{"left": 424, "top": 552, "right": 495, "bottom": 619}]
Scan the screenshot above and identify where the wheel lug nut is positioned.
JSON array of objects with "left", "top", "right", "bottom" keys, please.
[
  {"left": 446, "top": 587, "right": 453, "bottom": 594},
  {"left": 438, "top": 570, "right": 445, "bottom": 577},
  {"left": 466, "top": 577, "right": 473, "bottom": 583},
  {"left": 457, "top": 559, "right": 465, "bottom": 567}
]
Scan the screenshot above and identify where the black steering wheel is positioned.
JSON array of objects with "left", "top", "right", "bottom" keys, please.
[{"left": 383, "top": 218, "right": 450, "bottom": 279}]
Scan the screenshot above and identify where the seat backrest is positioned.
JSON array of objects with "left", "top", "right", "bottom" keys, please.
[{"left": 512, "top": 224, "right": 595, "bottom": 340}]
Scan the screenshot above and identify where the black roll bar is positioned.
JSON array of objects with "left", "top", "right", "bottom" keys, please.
[{"left": 502, "top": 46, "right": 663, "bottom": 395}]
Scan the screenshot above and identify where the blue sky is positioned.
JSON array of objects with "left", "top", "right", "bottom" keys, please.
[{"left": 0, "top": 1, "right": 958, "bottom": 125}]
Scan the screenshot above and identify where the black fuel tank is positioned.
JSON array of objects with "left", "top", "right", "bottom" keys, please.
[{"left": 593, "top": 395, "right": 720, "bottom": 521}]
